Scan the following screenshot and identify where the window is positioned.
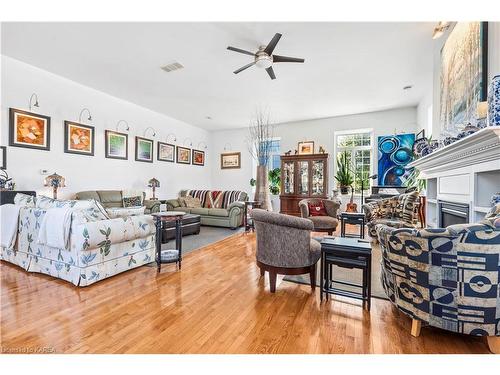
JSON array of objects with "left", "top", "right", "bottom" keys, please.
[
  {"left": 335, "top": 131, "right": 372, "bottom": 194},
  {"left": 260, "top": 138, "right": 281, "bottom": 171}
]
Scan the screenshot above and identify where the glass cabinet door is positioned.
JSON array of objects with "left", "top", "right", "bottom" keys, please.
[
  {"left": 298, "top": 161, "right": 309, "bottom": 195},
  {"left": 283, "top": 161, "right": 295, "bottom": 194},
  {"left": 311, "top": 160, "right": 325, "bottom": 195}
]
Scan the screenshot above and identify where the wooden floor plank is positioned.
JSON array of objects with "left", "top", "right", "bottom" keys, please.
[{"left": 0, "top": 229, "right": 491, "bottom": 354}]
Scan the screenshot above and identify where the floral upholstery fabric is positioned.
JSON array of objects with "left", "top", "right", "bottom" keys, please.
[
  {"left": 105, "top": 206, "right": 145, "bottom": 219},
  {"left": 376, "top": 217, "right": 500, "bottom": 337},
  {"left": 14, "top": 193, "right": 36, "bottom": 207},
  {"left": 0, "top": 206, "right": 155, "bottom": 287},
  {"left": 363, "top": 191, "right": 419, "bottom": 238}
]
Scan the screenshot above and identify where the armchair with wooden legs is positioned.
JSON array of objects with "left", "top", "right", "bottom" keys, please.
[
  {"left": 376, "top": 203, "right": 500, "bottom": 354},
  {"left": 250, "top": 209, "right": 321, "bottom": 293}
]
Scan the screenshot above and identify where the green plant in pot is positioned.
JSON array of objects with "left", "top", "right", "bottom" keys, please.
[
  {"left": 335, "top": 151, "right": 354, "bottom": 195},
  {"left": 249, "top": 167, "right": 281, "bottom": 195}
]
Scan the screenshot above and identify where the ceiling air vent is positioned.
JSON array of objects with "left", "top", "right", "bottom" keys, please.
[{"left": 160, "top": 61, "right": 184, "bottom": 73}]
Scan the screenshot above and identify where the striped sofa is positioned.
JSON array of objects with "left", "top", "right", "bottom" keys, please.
[
  {"left": 376, "top": 203, "right": 500, "bottom": 353},
  {"left": 166, "top": 190, "right": 248, "bottom": 229}
]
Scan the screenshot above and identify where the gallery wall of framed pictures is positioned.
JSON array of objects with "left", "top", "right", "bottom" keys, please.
[{"left": 7, "top": 106, "right": 208, "bottom": 168}]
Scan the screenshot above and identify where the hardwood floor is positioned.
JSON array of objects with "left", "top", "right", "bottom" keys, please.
[{"left": 0, "top": 230, "right": 491, "bottom": 354}]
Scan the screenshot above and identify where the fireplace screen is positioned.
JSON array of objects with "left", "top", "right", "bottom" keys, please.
[{"left": 438, "top": 201, "right": 469, "bottom": 227}]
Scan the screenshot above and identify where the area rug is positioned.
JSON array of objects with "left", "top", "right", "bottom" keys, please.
[
  {"left": 160, "top": 226, "right": 244, "bottom": 256},
  {"left": 283, "top": 239, "right": 388, "bottom": 300}
]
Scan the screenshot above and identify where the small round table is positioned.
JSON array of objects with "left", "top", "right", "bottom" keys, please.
[{"left": 152, "top": 211, "right": 185, "bottom": 272}]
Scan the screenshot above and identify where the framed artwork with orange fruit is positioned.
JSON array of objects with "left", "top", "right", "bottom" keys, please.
[
  {"left": 9, "top": 108, "right": 51, "bottom": 151},
  {"left": 64, "top": 121, "right": 95, "bottom": 156}
]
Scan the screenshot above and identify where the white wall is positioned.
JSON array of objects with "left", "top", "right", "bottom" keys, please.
[
  {"left": 1, "top": 56, "right": 212, "bottom": 200},
  {"left": 211, "top": 107, "right": 418, "bottom": 196},
  {"left": 430, "top": 22, "right": 500, "bottom": 139}
]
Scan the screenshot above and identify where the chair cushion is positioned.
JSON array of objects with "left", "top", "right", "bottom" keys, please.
[
  {"left": 191, "top": 207, "right": 209, "bottom": 215},
  {"left": 308, "top": 215, "right": 338, "bottom": 230},
  {"left": 308, "top": 200, "right": 327, "bottom": 216},
  {"left": 208, "top": 208, "right": 229, "bottom": 217}
]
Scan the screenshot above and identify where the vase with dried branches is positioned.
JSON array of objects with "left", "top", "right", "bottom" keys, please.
[{"left": 247, "top": 110, "right": 274, "bottom": 210}]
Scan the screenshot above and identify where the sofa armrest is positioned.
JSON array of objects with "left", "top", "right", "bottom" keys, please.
[
  {"left": 228, "top": 201, "right": 245, "bottom": 211},
  {"left": 298, "top": 200, "right": 309, "bottom": 218},
  {"left": 362, "top": 201, "right": 381, "bottom": 221},
  {"left": 72, "top": 215, "right": 155, "bottom": 252},
  {"left": 144, "top": 199, "right": 160, "bottom": 213}
]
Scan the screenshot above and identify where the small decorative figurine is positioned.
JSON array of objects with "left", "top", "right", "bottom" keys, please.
[
  {"left": 284, "top": 150, "right": 291, "bottom": 156},
  {"left": 319, "top": 146, "right": 326, "bottom": 154}
]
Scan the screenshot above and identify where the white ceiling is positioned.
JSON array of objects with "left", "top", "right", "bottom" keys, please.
[{"left": 1, "top": 22, "right": 434, "bottom": 131}]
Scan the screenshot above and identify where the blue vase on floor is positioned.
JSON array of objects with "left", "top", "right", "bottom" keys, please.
[{"left": 488, "top": 75, "right": 500, "bottom": 126}]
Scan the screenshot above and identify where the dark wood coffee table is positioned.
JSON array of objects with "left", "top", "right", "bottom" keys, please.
[
  {"left": 340, "top": 212, "right": 366, "bottom": 238},
  {"left": 320, "top": 236, "right": 372, "bottom": 310}
]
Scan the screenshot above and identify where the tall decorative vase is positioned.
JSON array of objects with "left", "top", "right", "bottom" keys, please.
[
  {"left": 254, "top": 165, "right": 272, "bottom": 211},
  {"left": 488, "top": 75, "right": 500, "bottom": 126}
]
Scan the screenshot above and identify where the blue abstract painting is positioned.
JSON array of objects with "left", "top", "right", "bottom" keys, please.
[{"left": 378, "top": 134, "right": 415, "bottom": 186}]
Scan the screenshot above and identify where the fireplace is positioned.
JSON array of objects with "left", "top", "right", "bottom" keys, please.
[{"left": 438, "top": 200, "right": 469, "bottom": 227}]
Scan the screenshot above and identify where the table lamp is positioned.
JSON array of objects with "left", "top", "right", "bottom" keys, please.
[
  {"left": 148, "top": 178, "right": 160, "bottom": 200},
  {"left": 44, "top": 172, "right": 66, "bottom": 199}
]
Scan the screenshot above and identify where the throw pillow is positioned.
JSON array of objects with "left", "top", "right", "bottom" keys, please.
[
  {"left": 183, "top": 196, "right": 201, "bottom": 208},
  {"left": 178, "top": 197, "right": 187, "bottom": 207},
  {"left": 123, "top": 196, "right": 142, "bottom": 207},
  {"left": 308, "top": 201, "right": 327, "bottom": 216},
  {"left": 14, "top": 193, "right": 36, "bottom": 207}
]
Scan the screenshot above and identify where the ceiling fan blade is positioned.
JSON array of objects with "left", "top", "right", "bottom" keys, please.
[
  {"left": 227, "top": 46, "right": 255, "bottom": 56},
  {"left": 272, "top": 55, "right": 305, "bottom": 63},
  {"left": 266, "top": 66, "right": 276, "bottom": 80},
  {"left": 263, "top": 33, "right": 282, "bottom": 55},
  {"left": 233, "top": 62, "right": 256, "bottom": 74}
]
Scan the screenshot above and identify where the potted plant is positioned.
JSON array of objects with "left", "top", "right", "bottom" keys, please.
[{"left": 335, "top": 151, "right": 354, "bottom": 195}]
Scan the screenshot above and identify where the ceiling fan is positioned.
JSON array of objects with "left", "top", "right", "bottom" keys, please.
[{"left": 227, "top": 33, "right": 305, "bottom": 80}]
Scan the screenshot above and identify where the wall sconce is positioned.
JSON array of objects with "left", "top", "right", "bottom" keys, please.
[
  {"left": 197, "top": 141, "right": 208, "bottom": 150},
  {"left": 166, "top": 133, "right": 177, "bottom": 143},
  {"left": 147, "top": 178, "right": 160, "bottom": 200},
  {"left": 79, "top": 108, "right": 92, "bottom": 123},
  {"left": 44, "top": 172, "right": 66, "bottom": 199},
  {"left": 144, "top": 127, "right": 156, "bottom": 138},
  {"left": 183, "top": 137, "right": 193, "bottom": 147},
  {"left": 116, "top": 119, "right": 130, "bottom": 132},
  {"left": 29, "top": 93, "right": 40, "bottom": 111},
  {"left": 223, "top": 142, "right": 232, "bottom": 151}
]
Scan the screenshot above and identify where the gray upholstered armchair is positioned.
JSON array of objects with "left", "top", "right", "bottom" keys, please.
[
  {"left": 298, "top": 198, "right": 340, "bottom": 235},
  {"left": 250, "top": 209, "right": 321, "bottom": 293}
]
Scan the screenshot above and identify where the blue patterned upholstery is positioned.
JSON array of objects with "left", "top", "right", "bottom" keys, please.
[{"left": 376, "top": 203, "right": 500, "bottom": 337}]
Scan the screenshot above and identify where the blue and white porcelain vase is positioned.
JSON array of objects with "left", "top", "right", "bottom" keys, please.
[{"left": 488, "top": 75, "right": 500, "bottom": 126}]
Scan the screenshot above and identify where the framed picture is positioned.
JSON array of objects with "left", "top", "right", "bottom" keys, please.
[
  {"left": 64, "top": 121, "right": 95, "bottom": 156},
  {"left": 9, "top": 108, "right": 51, "bottom": 151},
  {"left": 220, "top": 152, "right": 241, "bottom": 169},
  {"left": 176, "top": 146, "right": 191, "bottom": 164},
  {"left": 377, "top": 134, "right": 415, "bottom": 186},
  {"left": 192, "top": 149, "right": 205, "bottom": 166},
  {"left": 157, "top": 141, "right": 175, "bottom": 162},
  {"left": 0, "top": 146, "right": 6, "bottom": 169},
  {"left": 135, "top": 136, "right": 154, "bottom": 163},
  {"left": 440, "top": 22, "right": 488, "bottom": 133},
  {"left": 105, "top": 130, "right": 128, "bottom": 160},
  {"left": 298, "top": 141, "right": 314, "bottom": 155}
]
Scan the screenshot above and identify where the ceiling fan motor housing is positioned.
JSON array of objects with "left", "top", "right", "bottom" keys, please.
[{"left": 255, "top": 50, "right": 273, "bottom": 69}]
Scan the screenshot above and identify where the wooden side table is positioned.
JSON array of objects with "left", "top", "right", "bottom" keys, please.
[
  {"left": 244, "top": 201, "right": 261, "bottom": 232},
  {"left": 320, "top": 237, "right": 372, "bottom": 310},
  {"left": 340, "top": 212, "right": 366, "bottom": 238},
  {"left": 152, "top": 212, "right": 185, "bottom": 272}
]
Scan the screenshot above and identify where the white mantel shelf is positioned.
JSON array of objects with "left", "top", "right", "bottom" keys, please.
[
  {"left": 409, "top": 127, "right": 500, "bottom": 227},
  {"left": 409, "top": 127, "right": 500, "bottom": 177}
]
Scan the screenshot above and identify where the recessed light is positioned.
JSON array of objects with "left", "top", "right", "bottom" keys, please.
[
  {"left": 206, "top": 116, "right": 212, "bottom": 120},
  {"left": 403, "top": 85, "right": 413, "bottom": 91}
]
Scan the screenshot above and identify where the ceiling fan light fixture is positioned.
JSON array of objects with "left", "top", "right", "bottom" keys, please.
[{"left": 255, "top": 55, "right": 273, "bottom": 69}]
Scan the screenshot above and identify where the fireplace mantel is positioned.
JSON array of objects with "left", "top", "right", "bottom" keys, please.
[
  {"left": 409, "top": 127, "right": 500, "bottom": 227},
  {"left": 409, "top": 127, "right": 500, "bottom": 178}
]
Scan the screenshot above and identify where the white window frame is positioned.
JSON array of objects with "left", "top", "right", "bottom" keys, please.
[{"left": 333, "top": 128, "right": 374, "bottom": 195}]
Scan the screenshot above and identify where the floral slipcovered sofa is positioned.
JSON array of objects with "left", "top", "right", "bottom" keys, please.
[
  {"left": 362, "top": 191, "right": 420, "bottom": 239},
  {"left": 0, "top": 195, "right": 155, "bottom": 286},
  {"left": 376, "top": 203, "right": 500, "bottom": 352}
]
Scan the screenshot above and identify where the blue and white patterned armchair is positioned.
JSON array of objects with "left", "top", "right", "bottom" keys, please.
[{"left": 376, "top": 203, "right": 500, "bottom": 353}]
